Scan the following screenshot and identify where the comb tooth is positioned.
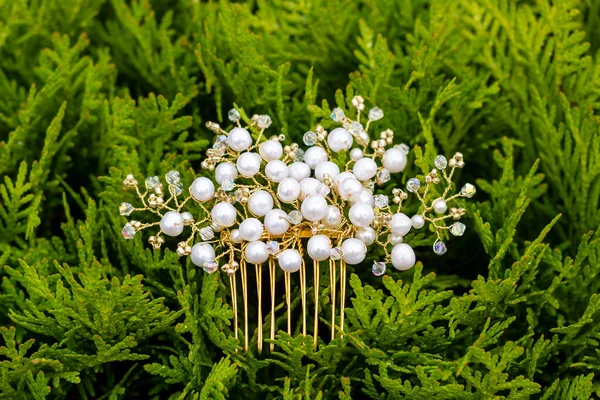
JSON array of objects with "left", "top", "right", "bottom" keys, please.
[
  {"left": 284, "top": 271, "right": 291, "bottom": 335},
  {"left": 255, "top": 263, "right": 263, "bottom": 353},
  {"left": 269, "top": 258, "right": 276, "bottom": 353},
  {"left": 330, "top": 258, "right": 337, "bottom": 341},
  {"left": 299, "top": 260, "right": 307, "bottom": 338},
  {"left": 340, "top": 260, "right": 346, "bottom": 336},
  {"left": 313, "top": 259, "right": 320, "bottom": 350},
  {"left": 241, "top": 258, "right": 249, "bottom": 352},
  {"left": 229, "top": 273, "right": 238, "bottom": 353}
]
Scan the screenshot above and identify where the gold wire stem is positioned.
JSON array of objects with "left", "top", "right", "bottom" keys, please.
[
  {"left": 313, "top": 259, "right": 320, "bottom": 350},
  {"left": 240, "top": 259, "right": 249, "bottom": 352},
  {"left": 340, "top": 260, "right": 346, "bottom": 335},
  {"left": 300, "top": 259, "right": 307, "bottom": 337},
  {"left": 284, "top": 271, "right": 291, "bottom": 335},
  {"left": 255, "top": 263, "right": 263, "bottom": 353},
  {"left": 330, "top": 258, "right": 337, "bottom": 341},
  {"left": 229, "top": 274, "right": 239, "bottom": 349},
  {"left": 269, "top": 258, "right": 276, "bottom": 352}
]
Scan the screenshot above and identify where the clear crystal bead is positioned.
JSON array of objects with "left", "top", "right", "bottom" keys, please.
[
  {"left": 267, "top": 241, "right": 280, "bottom": 255},
  {"left": 406, "top": 178, "right": 421, "bottom": 193},
  {"left": 121, "top": 224, "right": 135, "bottom": 239},
  {"left": 145, "top": 176, "right": 160, "bottom": 191},
  {"left": 398, "top": 143, "right": 410, "bottom": 154},
  {"left": 433, "top": 239, "right": 447, "bottom": 255},
  {"left": 460, "top": 183, "right": 476, "bottom": 198},
  {"left": 303, "top": 131, "right": 318, "bottom": 146},
  {"left": 200, "top": 226, "right": 215, "bottom": 241},
  {"left": 288, "top": 210, "right": 303, "bottom": 225},
  {"left": 348, "top": 121, "right": 364, "bottom": 136},
  {"left": 372, "top": 262, "right": 386, "bottom": 276},
  {"left": 203, "top": 260, "right": 219, "bottom": 274},
  {"left": 450, "top": 222, "right": 466, "bottom": 236},
  {"left": 358, "top": 131, "right": 370, "bottom": 146},
  {"left": 256, "top": 115, "right": 272, "bottom": 129},
  {"left": 368, "top": 107, "right": 384, "bottom": 121},
  {"left": 234, "top": 189, "right": 245, "bottom": 203},
  {"left": 119, "top": 202, "right": 134, "bottom": 216},
  {"left": 317, "top": 183, "right": 330, "bottom": 196},
  {"left": 331, "top": 107, "right": 345, "bottom": 122},
  {"left": 330, "top": 247, "right": 343, "bottom": 260},
  {"left": 169, "top": 182, "right": 184, "bottom": 196},
  {"left": 374, "top": 195, "right": 389, "bottom": 208},
  {"left": 165, "top": 171, "right": 180, "bottom": 185},
  {"left": 376, "top": 169, "right": 391, "bottom": 184},
  {"left": 228, "top": 108, "right": 240, "bottom": 122},
  {"left": 434, "top": 155, "right": 448, "bottom": 169},
  {"left": 213, "top": 135, "right": 227, "bottom": 150},
  {"left": 222, "top": 179, "right": 235, "bottom": 191},
  {"left": 294, "top": 148, "right": 305, "bottom": 162},
  {"left": 364, "top": 180, "right": 375, "bottom": 191}
]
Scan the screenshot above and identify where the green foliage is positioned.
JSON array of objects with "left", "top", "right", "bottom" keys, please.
[{"left": 1, "top": 0, "right": 600, "bottom": 398}]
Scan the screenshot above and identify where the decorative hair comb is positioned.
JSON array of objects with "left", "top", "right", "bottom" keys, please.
[{"left": 118, "top": 95, "right": 475, "bottom": 352}]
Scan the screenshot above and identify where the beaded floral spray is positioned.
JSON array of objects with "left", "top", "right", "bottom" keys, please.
[{"left": 119, "top": 96, "right": 475, "bottom": 352}]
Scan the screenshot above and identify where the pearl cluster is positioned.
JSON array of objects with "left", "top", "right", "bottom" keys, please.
[{"left": 118, "top": 96, "right": 475, "bottom": 277}]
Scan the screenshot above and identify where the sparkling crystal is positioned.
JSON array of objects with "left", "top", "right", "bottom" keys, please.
[
  {"left": 376, "top": 169, "right": 391, "bottom": 184},
  {"left": 303, "top": 131, "right": 318, "bottom": 146},
  {"left": 169, "top": 182, "right": 184, "bottom": 196},
  {"left": 358, "top": 131, "right": 370, "bottom": 146},
  {"left": 166, "top": 170, "right": 180, "bottom": 185},
  {"left": 398, "top": 143, "right": 410, "bottom": 154},
  {"left": 348, "top": 121, "right": 364, "bottom": 136},
  {"left": 317, "top": 183, "right": 330, "bottom": 196},
  {"left": 364, "top": 180, "right": 375, "bottom": 191},
  {"left": 256, "top": 115, "right": 272, "bottom": 129},
  {"left": 200, "top": 226, "right": 215, "bottom": 241},
  {"left": 228, "top": 108, "right": 240, "bottom": 122},
  {"left": 222, "top": 178, "right": 235, "bottom": 191},
  {"left": 433, "top": 239, "right": 447, "bottom": 255},
  {"left": 119, "top": 202, "right": 134, "bottom": 216},
  {"left": 213, "top": 135, "right": 227, "bottom": 150},
  {"left": 294, "top": 148, "right": 305, "bottom": 162},
  {"left": 121, "top": 224, "right": 135, "bottom": 239},
  {"left": 450, "top": 222, "right": 466, "bottom": 236},
  {"left": 331, "top": 107, "right": 345, "bottom": 122},
  {"left": 145, "top": 176, "right": 160, "bottom": 191},
  {"left": 406, "top": 178, "right": 421, "bottom": 193},
  {"left": 234, "top": 189, "right": 245, "bottom": 203},
  {"left": 460, "top": 183, "right": 476, "bottom": 198},
  {"left": 330, "top": 247, "right": 343, "bottom": 260},
  {"left": 288, "top": 210, "right": 303, "bottom": 225},
  {"left": 374, "top": 195, "right": 389, "bottom": 208},
  {"left": 368, "top": 107, "right": 384, "bottom": 121},
  {"left": 372, "top": 262, "right": 386, "bottom": 276},
  {"left": 182, "top": 212, "right": 194, "bottom": 222},
  {"left": 267, "top": 241, "right": 280, "bottom": 255},
  {"left": 434, "top": 155, "right": 448, "bottom": 169},
  {"left": 203, "top": 260, "right": 219, "bottom": 274}
]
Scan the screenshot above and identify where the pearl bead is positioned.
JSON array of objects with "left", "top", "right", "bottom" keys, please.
[
  {"left": 248, "top": 190, "right": 273, "bottom": 217},
  {"left": 352, "top": 158, "right": 377, "bottom": 181},
  {"left": 239, "top": 218, "right": 264, "bottom": 241},
  {"left": 322, "top": 205, "right": 342, "bottom": 228},
  {"left": 411, "top": 215, "right": 425, "bottom": 229},
  {"left": 350, "top": 148, "right": 364, "bottom": 161},
  {"left": 356, "top": 189, "right": 374, "bottom": 207},
  {"left": 191, "top": 243, "right": 215, "bottom": 267},
  {"left": 244, "top": 241, "right": 269, "bottom": 264},
  {"left": 390, "top": 213, "right": 411, "bottom": 236},
  {"left": 160, "top": 211, "right": 184, "bottom": 236},
  {"left": 231, "top": 229, "right": 243, "bottom": 244},
  {"left": 304, "top": 146, "right": 328, "bottom": 169},
  {"left": 307, "top": 235, "right": 331, "bottom": 261},
  {"left": 341, "top": 238, "right": 367, "bottom": 265},
  {"left": 327, "top": 128, "right": 353, "bottom": 152},
  {"left": 389, "top": 234, "right": 403, "bottom": 245},
  {"left": 227, "top": 127, "right": 253, "bottom": 152},
  {"left": 265, "top": 160, "right": 289, "bottom": 182},
  {"left": 337, "top": 177, "right": 363, "bottom": 201},
  {"left": 334, "top": 171, "right": 355, "bottom": 188},
  {"left": 259, "top": 139, "right": 283, "bottom": 161},
  {"left": 190, "top": 177, "right": 215, "bottom": 202},
  {"left": 355, "top": 227, "right": 376, "bottom": 246},
  {"left": 211, "top": 202, "right": 237, "bottom": 227},
  {"left": 236, "top": 152, "right": 262, "bottom": 178},
  {"left": 383, "top": 148, "right": 407, "bottom": 173},
  {"left": 299, "top": 177, "right": 320, "bottom": 199},
  {"left": 277, "top": 178, "right": 301, "bottom": 203},
  {"left": 264, "top": 209, "right": 290, "bottom": 236},
  {"left": 349, "top": 202, "right": 375, "bottom": 227},
  {"left": 278, "top": 249, "right": 302, "bottom": 272},
  {"left": 391, "top": 243, "right": 416, "bottom": 271},
  {"left": 314, "top": 161, "right": 340, "bottom": 182},
  {"left": 301, "top": 195, "right": 328, "bottom": 222},
  {"left": 433, "top": 198, "right": 447, "bottom": 214},
  {"left": 288, "top": 162, "right": 311, "bottom": 181},
  {"left": 215, "top": 162, "right": 238, "bottom": 184}
]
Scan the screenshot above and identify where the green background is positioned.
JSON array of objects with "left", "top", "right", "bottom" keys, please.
[{"left": 1, "top": 0, "right": 600, "bottom": 398}]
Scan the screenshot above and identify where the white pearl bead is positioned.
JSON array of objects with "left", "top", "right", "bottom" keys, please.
[
  {"left": 341, "top": 238, "right": 366, "bottom": 265},
  {"left": 278, "top": 249, "right": 302, "bottom": 272},
  {"left": 383, "top": 148, "right": 407, "bottom": 173},
  {"left": 334, "top": 171, "right": 355, "bottom": 188},
  {"left": 191, "top": 243, "right": 215, "bottom": 267},
  {"left": 327, "top": 128, "right": 353, "bottom": 152},
  {"left": 301, "top": 195, "right": 328, "bottom": 222},
  {"left": 337, "top": 177, "right": 363, "bottom": 201},
  {"left": 277, "top": 178, "right": 301, "bottom": 203},
  {"left": 314, "top": 161, "right": 340, "bottom": 182},
  {"left": 433, "top": 198, "right": 447, "bottom": 214},
  {"left": 236, "top": 152, "right": 262, "bottom": 177},
  {"left": 265, "top": 160, "right": 289, "bottom": 182},
  {"left": 231, "top": 229, "right": 243, "bottom": 244},
  {"left": 264, "top": 209, "right": 290, "bottom": 236},
  {"left": 215, "top": 162, "right": 238, "bottom": 184},
  {"left": 391, "top": 243, "right": 416, "bottom": 271},
  {"left": 227, "top": 127, "right": 253, "bottom": 152},
  {"left": 307, "top": 235, "right": 332, "bottom": 261},
  {"left": 239, "top": 218, "right": 264, "bottom": 241},
  {"left": 248, "top": 190, "right": 274, "bottom": 217},
  {"left": 160, "top": 211, "right": 184, "bottom": 236},
  {"left": 304, "top": 146, "right": 328, "bottom": 169},
  {"left": 390, "top": 213, "right": 412, "bottom": 236},
  {"left": 411, "top": 215, "right": 425, "bottom": 229},
  {"left": 322, "top": 205, "right": 342, "bottom": 228},
  {"left": 389, "top": 233, "right": 403, "bottom": 245},
  {"left": 349, "top": 202, "right": 375, "bottom": 227},
  {"left": 211, "top": 202, "right": 237, "bottom": 227},
  {"left": 352, "top": 158, "right": 378, "bottom": 181},
  {"left": 259, "top": 139, "right": 283, "bottom": 161},
  {"left": 288, "top": 162, "right": 311, "bottom": 181},
  {"left": 190, "top": 177, "right": 215, "bottom": 202},
  {"left": 299, "top": 177, "right": 321, "bottom": 199},
  {"left": 244, "top": 241, "right": 269, "bottom": 264},
  {"left": 350, "top": 148, "right": 364, "bottom": 161},
  {"left": 355, "top": 227, "right": 376, "bottom": 246},
  {"left": 356, "top": 189, "right": 374, "bottom": 207}
]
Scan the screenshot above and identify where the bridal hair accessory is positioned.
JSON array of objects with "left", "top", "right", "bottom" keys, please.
[{"left": 119, "top": 95, "right": 475, "bottom": 352}]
